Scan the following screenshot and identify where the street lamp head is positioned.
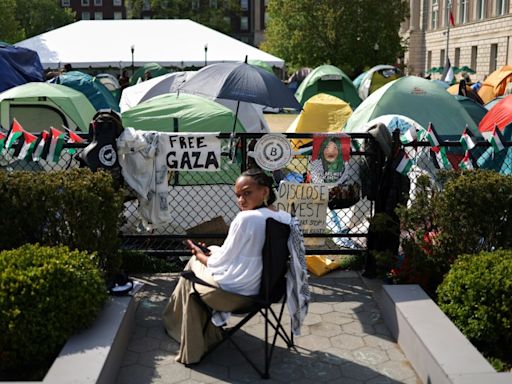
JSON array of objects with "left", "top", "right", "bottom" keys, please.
[
  {"left": 131, "top": 45, "right": 135, "bottom": 54},
  {"left": 204, "top": 44, "right": 208, "bottom": 52}
]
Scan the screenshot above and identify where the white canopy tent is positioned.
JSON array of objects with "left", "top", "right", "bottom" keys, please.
[{"left": 15, "top": 19, "right": 284, "bottom": 69}]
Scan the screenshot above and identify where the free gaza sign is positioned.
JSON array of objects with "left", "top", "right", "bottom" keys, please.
[{"left": 161, "top": 133, "right": 221, "bottom": 171}]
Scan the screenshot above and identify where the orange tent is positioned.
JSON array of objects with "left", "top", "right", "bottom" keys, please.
[{"left": 478, "top": 66, "right": 512, "bottom": 104}]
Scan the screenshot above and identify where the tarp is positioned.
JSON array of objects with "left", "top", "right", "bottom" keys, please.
[
  {"left": 295, "top": 65, "right": 361, "bottom": 109},
  {"left": 121, "top": 93, "right": 245, "bottom": 133},
  {"left": 357, "top": 65, "right": 401, "bottom": 100},
  {"left": 0, "top": 44, "right": 44, "bottom": 92},
  {"left": 49, "top": 70, "right": 120, "bottom": 112},
  {"left": 343, "top": 76, "right": 480, "bottom": 139},
  {"left": 478, "top": 66, "right": 512, "bottom": 104},
  {"left": 0, "top": 82, "right": 96, "bottom": 132},
  {"left": 15, "top": 19, "right": 285, "bottom": 69}
]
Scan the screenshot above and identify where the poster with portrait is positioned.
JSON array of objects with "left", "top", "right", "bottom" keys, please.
[{"left": 308, "top": 133, "right": 351, "bottom": 184}]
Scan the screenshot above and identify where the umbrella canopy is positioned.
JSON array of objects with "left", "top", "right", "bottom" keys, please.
[
  {"left": 49, "top": 70, "right": 120, "bottom": 112},
  {"left": 343, "top": 76, "right": 480, "bottom": 139},
  {"left": 0, "top": 82, "right": 96, "bottom": 132},
  {"left": 458, "top": 65, "right": 476, "bottom": 74},
  {"left": 295, "top": 64, "right": 361, "bottom": 108},
  {"left": 479, "top": 94, "right": 512, "bottom": 135},
  {"left": 178, "top": 62, "right": 301, "bottom": 110},
  {"left": 426, "top": 66, "right": 443, "bottom": 74},
  {"left": 454, "top": 95, "right": 488, "bottom": 126},
  {"left": 121, "top": 93, "right": 245, "bottom": 133},
  {"left": 247, "top": 59, "right": 273, "bottom": 74}
]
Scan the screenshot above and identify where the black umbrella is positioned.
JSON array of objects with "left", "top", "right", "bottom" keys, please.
[{"left": 178, "top": 61, "right": 301, "bottom": 110}]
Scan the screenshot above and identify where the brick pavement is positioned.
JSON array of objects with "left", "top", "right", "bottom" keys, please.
[{"left": 115, "top": 271, "right": 420, "bottom": 384}]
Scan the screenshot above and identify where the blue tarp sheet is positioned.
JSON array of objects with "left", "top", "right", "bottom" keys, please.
[{"left": 0, "top": 44, "right": 44, "bottom": 92}]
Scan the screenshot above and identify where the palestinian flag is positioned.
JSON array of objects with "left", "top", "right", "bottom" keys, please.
[
  {"left": 459, "top": 127, "right": 476, "bottom": 151},
  {"left": 33, "top": 131, "right": 49, "bottom": 161},
  {"left": 47, "top": 127, "right": 66, "bottom": 163},
  {"left": 400, "top": 125, "right": 417, "bottom": 144},
  {"left": 489, "top": 126, "right": 505, "bottom": 154},
  {"left": 458, "top": 151, "right": 476, "bottom": 170},
  {"left": 17, "top": 131, "right": 38, "bottom": 160},
  {"left": 424, "top": 123, "right": 441, "bottom": 149},
  {"left": 432, "top": 146, "right": 452, "bottom": 169},
  {"left": 441, "top": 57, "right": 454, "bottom": 84},
  {"left": 0, "top": 132, "right": 6, "bottom": 152},
  {"left": 5, "top": 118, "right": 25, "bottom": 150},
  {"left": 63, "top": 126, "right": 85, "bottom": 144},
  {"left": 395, "top": 151, "right": 413, "bottom": 175}
]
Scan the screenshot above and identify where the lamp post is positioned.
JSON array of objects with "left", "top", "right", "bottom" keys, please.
[
  {"left": 204, "top": 44, "right": 208, "bottom": 67},
  {"left": 130, "top": 45, "right": 135, "bottom": 76},
  {"left": 373, "top": 42, "right": 379, "bottom": 64}
]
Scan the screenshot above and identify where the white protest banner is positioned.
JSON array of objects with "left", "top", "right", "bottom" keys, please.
[
  {"left": 275, "top": 182, "right": 329, "bottom": 236},
  {"left": 160, "top": 133, "right": 221, "bottom": 171}
]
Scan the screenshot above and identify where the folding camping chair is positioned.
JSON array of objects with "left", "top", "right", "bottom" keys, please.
[{"left": 181, "top": 217, "right": 294, "bottom": 379}]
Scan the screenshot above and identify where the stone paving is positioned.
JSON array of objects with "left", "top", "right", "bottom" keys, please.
[{"left": 115, "top": 271, "right": 421, "bottom": 384}]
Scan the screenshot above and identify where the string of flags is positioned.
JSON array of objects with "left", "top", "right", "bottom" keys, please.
[
  {"left": 395, "top": 122, "right": 510, "bottom": 175},
  {"left": 0, "top": 118, "right": 85, "bottom": 163}
]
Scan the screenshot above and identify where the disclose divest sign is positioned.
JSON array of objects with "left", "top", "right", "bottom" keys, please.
[
  {"left": 160, "top": 133, "right": 221, "bottom": 171},
  {"left": 275, "top": 182, "right": 329, "bottom": 234}
]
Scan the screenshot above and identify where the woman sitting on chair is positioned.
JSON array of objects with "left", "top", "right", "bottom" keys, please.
[{"left": 163, "top": 168, "right": 293, "bottom": 365}]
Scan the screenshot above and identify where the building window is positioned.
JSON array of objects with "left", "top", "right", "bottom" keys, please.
[
  {"left": 496, "top": 0, "right": 508, "bottom": 15},
  {"left": 114, "top": 11, "right": 123, "bottom": 19},
  {"left": 440, "top": 49, "right": 445, "bottom": 66},
  {"left": 209, "top": 0, "right": 218, "bottom": 7},
  {"left": 454, "top": 47, "right": 461, "bottom": 66},
  {"left": 94, "top": 11, "right": 103, "bottom": 19},
  {"left": 82, "top": 11, "right": 90, "bottom": 19},
  {"left": 81, "top": 0, "right": 90, "bottom": 5},
  {"left": 61, "top": 0, "right": 70, "bottom": 6},
  {"left": 427, "top": 50, "right": 432, "bottom": 71},
  {"left": 191, "top": 0, "right": 199, "bottom": 9},
  {"left": 240, "top": 16, "right": 249, "bottom": 31},
  {"left": 431, "top": 8, "right": 438, "bottom": 29},
  {"left": 490, "top": 43, "right": 498, "bottom": 72},
  {"left": 444, "top": 0, "right": 452, "bottom": 26},
  {"left": 113, "top": 0, "right": 122, "bottom": 6},
  {"left": 240, "top": 0, "right": 249, "bottom": 10},
  {"left": 459, "top": 0, "right": 468, "bottom": 23},
  {"left": 476, "top": 0, "right": 486, "bottom": 19},
  {"left": 94, "top": 0, "right": 102, "bottom": 5},
  {"left": 471, "top": 46, "right": 478, "bottom": 70}
]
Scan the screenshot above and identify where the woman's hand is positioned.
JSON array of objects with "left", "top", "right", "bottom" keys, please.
[{"left": 186, "top": 240, "right": 211, "bottom": 265}]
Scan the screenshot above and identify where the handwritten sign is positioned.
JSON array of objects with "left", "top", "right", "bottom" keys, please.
[
  {"left": 160, "top": 133, "right": 221, "bottom": 171},
  {"left": 275, "top": 182, "right": 329, "bottom": 235}
]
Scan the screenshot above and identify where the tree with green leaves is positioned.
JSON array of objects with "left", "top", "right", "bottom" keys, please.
[
  {"left": 127, "top": 0, "right": 240, "bottom": 34},
  {"left": 0, "top": 0, "right": 25, "bottom": 43},
  {"left": 261, "top": 0, "right": 408, "bottom": 77},
  {"left": 15, "top": 0, "right": 75, "bottom": 40}
]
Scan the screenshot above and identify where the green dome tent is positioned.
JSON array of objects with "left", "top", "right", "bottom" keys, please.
[
  {"left": 343, "top": 76, "right": 480, "bottom": 139},
  {"left": 130, "top": 63, "right": 169, "bottom": 86},
  {"left": 0, "top": 82, "right": 96, "bottom": 133},
  {"left": 121, "top": 93, "right": 246, "bottom": 185},
  {"left": 295, "top": 64, "right": 361, "bottom": 109}
]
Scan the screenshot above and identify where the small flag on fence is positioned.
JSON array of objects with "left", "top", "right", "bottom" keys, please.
[
  {"left": 63, "top": 126, "right": 85, "bottom": 144},
  {"left": 400, "top": 125, "right": 417, "bottom": 144},
  {"left": 48, "top": 127, "right": 66, "bottom": 163},
  {"left": 432, "top": 146, "right": 452, "bottom": 169},
  {"left": 17, "top": 131, "right": 38, "bottom": 160},
  {"left": 420, "top": 123, "right": 442, "bottom": 149},
  {"left": 458, "top": 151, "right": 476, "bottom": 170},
  {"left": 489, "top": 126, "right": 505, "bottom": 154},
  {"left": 395, "top": 151, "right": 413, "bottom": 175},
  {"left": 459, "top": 126, "right": 476, "bottom": 151},
  {"left": 5, "top": 118, "right": 25, "bottom": 150},
  {"left": 33, "top": 130, "right": 49, "bottom": 161},
  {"left": 0, "top": 131, "right": 6, "bottom": 152}
]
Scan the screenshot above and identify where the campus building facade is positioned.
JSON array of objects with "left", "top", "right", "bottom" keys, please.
[{"left": 403, "top": 0, "right": 512, "bottom": 81}]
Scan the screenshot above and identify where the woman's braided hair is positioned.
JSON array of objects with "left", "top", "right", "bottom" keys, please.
[{"left": 240, "top": 168, "right": 277, "bottom": 205}]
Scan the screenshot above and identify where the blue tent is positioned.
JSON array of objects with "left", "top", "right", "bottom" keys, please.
[
  {"left": 49, "top": 71, "right": 120, "bottom": 112},
  {"left": 0, "top": 43, "right": 44, "bottom": 92}
]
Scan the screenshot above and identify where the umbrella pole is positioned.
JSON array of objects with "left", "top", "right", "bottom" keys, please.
[{"left": 229, "top": 100, "right": 241, "bottom": 162}]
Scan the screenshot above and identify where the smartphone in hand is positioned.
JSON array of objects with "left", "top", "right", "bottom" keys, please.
[{"left": 188, "top": 240, "right": 211, "bottom": 255}]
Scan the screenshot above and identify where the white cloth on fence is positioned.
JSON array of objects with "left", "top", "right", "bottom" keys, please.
[{"left": 117, "top": 128, "right": 171, "bottom": 228}]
